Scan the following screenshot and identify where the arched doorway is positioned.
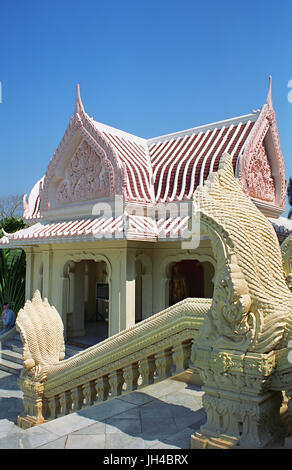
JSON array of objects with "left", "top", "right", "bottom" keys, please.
[
  {"left": 168, "top": 259, "right": 214, "bottom": 306},
  {"left": 63, "top": 259, "right": 110, "bottom": 346}
]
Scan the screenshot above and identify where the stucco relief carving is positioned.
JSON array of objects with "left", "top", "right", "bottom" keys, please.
[
  {"left": 39, "top": 88, "right": 125, "bottom": 213},
  {"left": 237, "top": 95, "right": 286, "bottom": 208},
  {"left": 247, "top": 142, "right": 276, "bottom": 203},
  {"left": 56, "top": 140, "right": 110, "bottom": 204}
]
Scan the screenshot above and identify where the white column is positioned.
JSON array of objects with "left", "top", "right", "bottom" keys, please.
[
  {"left": 32, "top": 253, "right": 43, "bottom": 295},
  {"left": 110, "top": 248, "right": 136, "bottom": 335},
  {"left": 123, "top": 249, "right": 136, "bottom": 330},
  {"left": 42, "top": 247, "right": 52, "bottom": 301},
  {"left": 61, "top": 275, "right": 69, "bottom": 341},
  {"left": 141, "top": 273, "right": 153, "bottom": 319},
  {"left": 24, "top": 248, "right": 33, "bottom": 301},
  {"left": 109, "top": 255, "right": 121, "bottom": 336}
]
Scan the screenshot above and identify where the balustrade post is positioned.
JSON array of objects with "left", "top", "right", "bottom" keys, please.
[
  {"left": 108, "top": 370, "right": 124, "bottom": 397},
  {"left": 191, "top": 347, "right": 284, "bottom": 449},
  {"left": 95, "top": 376, "right": 110, "bottom": 402},
  {"left": 47, "top": 396, "right": 61, "bottom": 419},
  {"left": 71, "top": 385, "right": 84, "bottom": 411},
  {"left": 123, "top": 363, "right": 140, "bottom": 392},
  {"left": 139, "top": 357, "right": 156, "bottom": 386},
  {"left": 172, "top": 342, "right": 191, "bottom": 374},
  {"left": 83, "top": 382, "right": 96, "bottom": 407},
  {"left": 59, "top": 391, "right": 72, "bottom": 416},
  {"left": 155, "top": 350, "right": 173, "bottom": 380},
  {"left": 17, "top": 379, "right": 46, "bottom": 429}
]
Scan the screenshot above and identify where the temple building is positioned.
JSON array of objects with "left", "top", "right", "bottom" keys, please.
[{"left": 0, "top": 78, "right": 290, "bottom": 345}]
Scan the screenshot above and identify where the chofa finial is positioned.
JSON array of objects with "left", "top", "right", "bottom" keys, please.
[
  {"left": 74, "top": 83, "right": 84, "bottom": 114},
  {"left": 266, "top": 75, "right": 272, "bottom": 107}
]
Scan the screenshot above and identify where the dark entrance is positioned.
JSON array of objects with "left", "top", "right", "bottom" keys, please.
[{"left": 169, "top": 260, "right": 204, "bottom": 306}]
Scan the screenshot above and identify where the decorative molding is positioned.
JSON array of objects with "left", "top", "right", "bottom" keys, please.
[
  {"left": 39, "top": 87, "right": 125, "bottom": 214},
  {"left": 56, "top": 140, "right": 111, "bottom": 204},
  {"left": 237, "top": 83, "right": 286, "bottom": 210},
  {"left": 246, "top": 141, "right": 276, "bottom": 203}
]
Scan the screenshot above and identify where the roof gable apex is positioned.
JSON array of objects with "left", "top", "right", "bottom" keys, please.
[
  {"left": 39, "top": 86, "right": 125, "bottom": 215},
  {"left": 236, "top": 77, "right": 286, "bottom": 215}
]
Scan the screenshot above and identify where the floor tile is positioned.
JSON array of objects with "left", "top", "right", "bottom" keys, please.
[
  {"left": 65, "top": 434, "right": 106, "bottom": 449},
  {"left": 72, "top": 421, "right": 106, "bottom": 435},
  {"left": 37, "top": 436, "right": 67, "bottom": 449},
  {"left": 18, "top": 426, "right": 60, "bottom": 449},
  {"left": 79, "top": 398, "right": 138, "bottom": 421},
  {"left": 119, "top": 391, "right": 155, "bottom": 406},
  {"left": 104, "top": 432, "right": 146, "bottom": 449},
  {"left": 164, "top": 426, "right": 195, "bottom": 449},
  {"left": 105, "top": 417, "right": 142, "bottom": 436},
  {"left": 39, "top": 412, "right": 97, "bottom": 437}
]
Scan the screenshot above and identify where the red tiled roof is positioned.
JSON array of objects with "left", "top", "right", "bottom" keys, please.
[
  {"left": 23, "top": 111, "right": 259, "bottom": 221},
  {"left": 149, "top": 119, "right": 255, "bottom": 202},
  {"left": 0, "top": 215, "right": 190, "bottom": 245}
]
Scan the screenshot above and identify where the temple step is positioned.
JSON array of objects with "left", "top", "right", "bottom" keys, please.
[
  {"left": 1, "top": 348, "right": 23, "bottom": 365},
  {"left": 0, "top": 357, "right": 23, "bottom": 375},
  {"left": 0, "top": 338, "right": 84, "bottom": 376}
]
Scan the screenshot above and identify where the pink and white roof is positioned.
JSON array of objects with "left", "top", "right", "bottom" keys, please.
[
  {"left": 0, "top": 215, "right": 190, "bottom": 245},
  {"left": 23, "top": 110, "right": 259, "bottom": 216},
  {"left": 1, "top": 79, "right": 287, "bottom": 246}
]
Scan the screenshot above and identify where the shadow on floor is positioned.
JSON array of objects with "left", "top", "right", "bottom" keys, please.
[
  {"left": 76, "top": 388, "right": 206, "bottom": 449},
  {"left": 0, "top": 373, "right": 22, "bottom": 392},
  {"left": 0, "top": 397, "right": 24, "bottom": 424},
  {"left": 67, "top": 321, "right": 108, "bottom": 348}
]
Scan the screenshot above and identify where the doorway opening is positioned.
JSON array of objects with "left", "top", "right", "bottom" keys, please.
[
  {"left": 169, "top": 259, "right": 214, "bottom": 306},
  {"left": 64, "top": 259, "right": 109, "bottom": 347}
]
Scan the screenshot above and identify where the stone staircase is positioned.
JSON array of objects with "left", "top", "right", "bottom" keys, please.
[{"left": 0, "top": 333, "right": 84, "bottom": 376}]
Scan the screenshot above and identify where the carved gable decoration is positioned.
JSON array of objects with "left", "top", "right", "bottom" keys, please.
[
  {"left": 56, "top": 140, "right": 111, "bottom": 205},
  {"left": 245, "top": 141, "right": 276, "bottom": 203},
  {"left": 237, "top": 81, "right": 286, "bottom": 211}
]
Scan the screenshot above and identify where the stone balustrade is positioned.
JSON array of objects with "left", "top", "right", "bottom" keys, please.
[
  {"left": 36, "top": 340, "right": 192, "bottom": 423},
  {"left": 16, "top": 291, "right": 209, "bottom": 429}
]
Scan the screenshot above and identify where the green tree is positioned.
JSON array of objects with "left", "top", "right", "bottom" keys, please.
[{"left": 0, "top": 217, "right": 27, "bottom": 314}]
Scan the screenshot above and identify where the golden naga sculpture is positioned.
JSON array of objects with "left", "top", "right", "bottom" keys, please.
[
  {"left": 16, "top": 290, "right": 210, "bottom": 428},
  {"left": 16, "top": 292, "right": 66, "bottom": 379},
  {"left": 190, "top": 154, "right": 292, "bottom": 449},
  {"left": 15, "top": 153, "right": 292, "bottom": 445},
  {"left": 193, "top": 153, "right": 292, "bottom": 353},
  {"left": 281, "top": 234, "right": 292, "bottom": 291}
]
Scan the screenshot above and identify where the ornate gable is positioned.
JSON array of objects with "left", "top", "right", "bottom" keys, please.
[
  {"left": 237, "top": 77, "right": 286, "bottom": 214},
  {"left": 56, "top": 140, "right": 111, "bottom": 205},
  {"left": 39, "top": 85, "right": 125, "bottom": 215},
  {"left": 245, "top": 140, "right": 276, "bottom": 203}
]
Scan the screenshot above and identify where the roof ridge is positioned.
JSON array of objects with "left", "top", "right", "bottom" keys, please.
[
  {"left": 91, "top": 118, "right": 146, "bottom": 145},
  {"left": 146, "top": 110, "right": 261, "bottom": 145},
  {"left": 91, "top": 110, "right": 261, "bottom": 147}
]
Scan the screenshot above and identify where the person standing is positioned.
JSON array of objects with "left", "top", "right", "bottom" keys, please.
[{"left": 0, "top": 303, "right": 16, "bottom": 335}]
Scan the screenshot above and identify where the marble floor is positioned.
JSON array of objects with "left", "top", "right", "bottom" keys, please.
[{"left": 0, "top": 371, "right": 206, "bottom": 449}]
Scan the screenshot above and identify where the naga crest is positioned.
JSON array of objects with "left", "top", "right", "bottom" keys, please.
[
  {"left": 193, "top": 153, "right": 292, "bottom": 353},
  {"left": 16, "top": 290, "right": 65, "bottom": 378}
]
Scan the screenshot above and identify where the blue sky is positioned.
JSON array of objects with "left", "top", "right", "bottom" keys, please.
[{"left": 0, "top": 0, "right": 291, "bottom": 214}]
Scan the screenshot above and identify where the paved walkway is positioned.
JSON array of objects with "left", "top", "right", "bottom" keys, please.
[{"left": 0, "top": 371, "right": 206, "bottom": 449}]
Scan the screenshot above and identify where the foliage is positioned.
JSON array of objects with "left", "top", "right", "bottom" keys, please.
[
  {"left": 0, "top": 249, "right": 26, "bottom": 314},
  {"left": 0, "top": 217, "right": 27, "bottom": 315},
  {"left": 0, "top": 217, "right": 26, "bottom": 237}
]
